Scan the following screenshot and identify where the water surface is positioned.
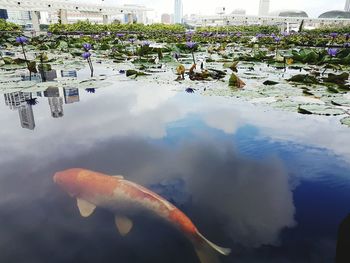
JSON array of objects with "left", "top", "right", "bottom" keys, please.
[{"left": 0, "top": 69, "right": 350, "bottom": 263}]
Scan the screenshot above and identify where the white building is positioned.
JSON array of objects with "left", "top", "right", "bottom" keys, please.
[
  {"left": 259, "top": 0, "right": 270, "bottom": 16},
  {"left": 346, "top": 0, "right": 350, "bottom": 11},
  {"left": 174, "top": 0, "right": 183, "bottom": 24},
  {"left": 6, "top": 10, "right": 31, "bottom": 25},
  {"left": 18, "top": 104, "right": 35, "bottom": 130},
  {"left": 4, "top": 92, "right": 35, "bottom": 130}
]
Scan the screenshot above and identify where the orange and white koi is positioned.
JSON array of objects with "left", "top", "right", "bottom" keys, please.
[{"left": 54, "top": 168, "right": 231, "bottom": 263}]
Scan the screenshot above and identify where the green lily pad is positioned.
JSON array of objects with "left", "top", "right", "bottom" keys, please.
[
  {"left": 298, "top": 105, "right": 344, "bottom": 116},
  {"left": 340, "top": 116, "right": 350, "bottom": 127},
  {"left": 263, "top": 80, "right": 279, "bottom": 85}
]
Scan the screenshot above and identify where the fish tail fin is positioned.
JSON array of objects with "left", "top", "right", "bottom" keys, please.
[{"left": 194, "top": 231, "right": 231, "bottom": 263}]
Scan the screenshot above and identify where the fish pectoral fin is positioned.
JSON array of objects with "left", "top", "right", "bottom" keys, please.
[
  {"left": 112, "top": 175, "right": 124, "bottom": 179},
  {"left": 114, "top": 215, "right": 133, "bottom": 236},
  {"left": 76, "top": 198, "right": 96, "bottom": 217}
]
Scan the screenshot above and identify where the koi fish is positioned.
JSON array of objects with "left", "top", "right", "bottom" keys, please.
[{"left": 53, "top": 168, "right": 231, "bottom": 263}]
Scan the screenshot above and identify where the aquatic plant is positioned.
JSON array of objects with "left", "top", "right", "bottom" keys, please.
[
  {"left": 85, "top": 88, "right": 96, "bottom": 93},
  {"left": 186, "top": 41, "right": 197, "bottom": 65},
  {"left": 82, "top": 43, "right": 94, "bottom": 77},
  {"left": 16, "top": 36, "right": 34, "bottom": 80},
  {"left": 327, "top": 48, "right": 339, "bottom": 57}
]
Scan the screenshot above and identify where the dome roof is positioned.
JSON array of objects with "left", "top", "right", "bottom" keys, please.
[
  {"left": 270, "top": 10, "right": 309, "bottom": 18},
  {"left": 318, "top": 10, "right": 350, "bottom": 19}
]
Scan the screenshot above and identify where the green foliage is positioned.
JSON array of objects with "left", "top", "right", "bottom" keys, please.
[
  {"left": 307, "top": 26, "right": 350, "bottom": 34},
  {"left": 48, "top": 21, "right": 186, "bottom": 34},
  {"left": 196, "top": 25, "right": 279, "bottom": 34},
  {"left": 0, "top": 19, "right": 22, "bottom": 32}
]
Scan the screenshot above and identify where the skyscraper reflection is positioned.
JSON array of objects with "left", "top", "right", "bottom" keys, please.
[
  {"left": 4, "top": 92, "right": 35, "bottom": 130},
  {"left": 44, "top": 87, "right": 64, "bottom": 118},
  {"left": 63, "top": 88, "right": 80, "bottom": 104}
]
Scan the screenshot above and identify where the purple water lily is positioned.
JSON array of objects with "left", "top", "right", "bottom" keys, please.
[
  {"left": 327, "top": 48, "right": 339, "bottom": 57},
  {"left": 83, "top": 43, "right": 92, "bottom": 51},
  {"left": 82, "top": 52, "right": 91, "bottom": 59},
  {"left": 344, "top": 42, "right": 350, "bottom": 48},
  {"left": 47, "top": 32, "right": 52, "bottom": 37},
  {"left": 116, "top": 33, "right": 125, "bottom": 38},
  {"left": 330, "top": 32, "right": 338, "bottom": 39},
  {"left": 256, "top": 33, "right": 264, "bottom": 39},
  {"left": 16, "top": 36, "right": 28, "bottom": 44},
  {"left": 345, "top": 33, "right": 350, "bottom": 41},
  {"left": 274, "top": 37, "right": 281, "bottom": 43},
  {"left": 129, "top": 38, "right": 136, "bottom": 44},
  {"left": 85, "top": 88, "right": 96, "bottom": 93},
  {"left": 282, "top": 32, "right": 290, "bottom": 37},
  {"left": 185, "top": 88, "right": 195, "bottom": 93},
  {"left": 142, "top": 41, "right": 151, "bottom": 47},
  {"left": 186, "top": 41, "right": 197, "bottom": 49}
]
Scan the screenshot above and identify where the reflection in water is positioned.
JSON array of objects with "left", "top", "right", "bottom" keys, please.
[
  {"left": 1, "top": 69, "right": 81, "bottom": 128},
  {"left": 45, "top": 87, "right": 64, "bottom": 118},
  {"left": 3, "top": 92, "right": 35, "bottom": 130},
  {"left": 0, "top": 73, "right": 349, "bottom": 262},
  {"left": 63, "top": 88, "right": 80, "bottom": 104}
]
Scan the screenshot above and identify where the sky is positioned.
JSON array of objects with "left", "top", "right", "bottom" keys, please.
[{"left": 81, "top": 0, "right": 346, "bottom": 18}]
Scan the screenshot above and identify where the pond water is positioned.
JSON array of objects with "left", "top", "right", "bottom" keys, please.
[{"left": 0, "top": 67, "right": 350, "bottom": 263}]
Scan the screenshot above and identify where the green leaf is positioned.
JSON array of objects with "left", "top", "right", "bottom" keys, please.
[{"left": 28, "top": 61, "right": 38, "bottom": 73}]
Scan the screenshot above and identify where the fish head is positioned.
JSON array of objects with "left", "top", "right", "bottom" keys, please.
[{"left": 53, "top": 168, "right": 93, "bottom": 197}]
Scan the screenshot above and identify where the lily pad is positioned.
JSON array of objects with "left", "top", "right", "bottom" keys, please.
[
  {"left": 298, "top": 105, "right": 344, "bottom": 116},
  {"left": 340, "top": 116, "right": 350, "bottom": 127}
]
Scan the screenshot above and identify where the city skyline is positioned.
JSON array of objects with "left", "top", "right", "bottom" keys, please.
[{"left": 78, "top": 0, "right": 348, "bottom": 18}]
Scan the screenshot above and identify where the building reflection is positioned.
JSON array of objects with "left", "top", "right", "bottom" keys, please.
[
  {"left": 44, "top": 87, "right": 64, "bottom": 118},
  {"left": 3, "top": 69, "right": 81, "bottom": 127},
  {"left": 63, "top": 88, "right": 80, "bottom": 104},
  {"left": 4, "top": 92, "right": 35, "bottom": 130}
]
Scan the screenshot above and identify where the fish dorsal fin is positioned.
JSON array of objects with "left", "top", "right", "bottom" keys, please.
[
  {"left": 112, "top": 175, "right": 124, "bottom": 179},
  {"left": 114, "top": 215, "right": 133, "bottom": 236},
  {"left": 77, "top": 198, "right": 96, "bottom": 217}
]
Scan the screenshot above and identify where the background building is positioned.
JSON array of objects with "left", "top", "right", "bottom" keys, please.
[
  {"left": 319, "top": 10, "right": 350, "bottom": 18},
  {"left": 270, "top": 10, "right": 309, "bottom": 17},
  {"left": 259, "top": 0, "right": 270, "bottom": 16},
  {"left": 231, "top": 9, "right": 247, "bottom": 15},
  {"left": 161, "top": 13, "right": 172, "bottom": 24},
  {"left": 174, "top": 0, "right": 183, "bottom": 24},
  {"left": 6, "top": 10, "right": 32, "bottom": 26},
  {"left": 346, "top": 0, "right": 350, "bottom": 12},
  {"left": 0, "top": 9, "right": 8, "bottom": 19}
]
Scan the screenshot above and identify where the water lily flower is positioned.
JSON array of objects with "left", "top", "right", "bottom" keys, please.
[
  {"left": 256, "top": 33, "right": 264, "bottom": 39},
  {"left": 82, "top": 52, "right": 91, "bottom": 59},
  {"left": 129, "top": 38, "right": 136, "bottom": 44},
  {"left": 16, "top": 36, "right": 28, "bottom": 44},
  {"left": 282, "top": 32, "right": 290, "bottom": 37},
  {"left": 330, "top": 32, "right": 338, "bottom": 39},
  {"left": 236, "top": 32, "right": 242, "bottom": 37},
  {"left": 85, "top": 88, "right": 96, "bottom": 93},
  {"left": 185, "top": 88, "right": 195, "bottom": 93},
  {"left": 26, "top": 98, "right": 38, "bottom": 106},
  {"left": 327, "top": 48, "right": 339, "bottom": 57},
  {"left": 344, "top": 42, "right": 350, "bottom": 48},
  {"left": 142, "top": 41, "right": 151, "bottom": 47},
  {"left": 274, "top": 37, "right": 281, "bottom": 43},
  {"left": 47, "top": 32, "right": 52, "bottom": 37},
  {"left": 345, "top": 33, "right": 350, "bottom": 41},
  {"left": 186, "top": 41, "right": 197, "bottom": 49},
  {"left": 116, "top": 33, "right": 125, "bottom": 38},
  {"left": 83, "top": 43, "right": 92, "bottom": 51}
]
